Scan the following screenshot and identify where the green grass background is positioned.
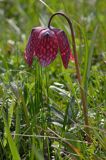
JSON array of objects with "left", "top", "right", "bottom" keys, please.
[{"left": 0, "top": 0, "right": 106, "bottom": 159}]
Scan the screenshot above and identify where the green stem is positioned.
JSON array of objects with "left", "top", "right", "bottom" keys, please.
[{"left": 48, "top": 12, "right": 91, "bottom": 143}]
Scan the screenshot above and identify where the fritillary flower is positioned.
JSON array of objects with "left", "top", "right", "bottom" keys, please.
[
  {"left": 24, "top": 12, "right": 90, "bottom": 142},
  {"left": 24, "top": 27, "right": 74, "bottom": 68}
]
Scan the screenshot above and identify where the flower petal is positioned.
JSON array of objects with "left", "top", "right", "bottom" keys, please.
[
  {"left": 36, "top": 29, "right": 58, "bottom": 66},
  {"left": 56, "top": 30, "right": 73, "bottom": 68},
  {"left": 24, "top": 27, "right": 45, "bottom": 66}
]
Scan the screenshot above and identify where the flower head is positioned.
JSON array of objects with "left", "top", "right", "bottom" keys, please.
[{"left": 24, "top": 26, "right": 74, "bottom": 68}]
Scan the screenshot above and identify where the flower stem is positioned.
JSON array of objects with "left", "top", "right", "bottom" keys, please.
[{"left": 48, "top": 12, "right": 91, "bottom": 143}]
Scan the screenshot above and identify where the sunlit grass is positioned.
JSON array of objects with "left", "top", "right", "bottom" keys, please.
[{"left": 0, "top": 0, "right": 106, "bottom": 159}]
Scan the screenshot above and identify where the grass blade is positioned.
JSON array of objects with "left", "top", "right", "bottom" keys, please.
[
  {"left": 83, "top": 26, "right": 98, "bottom": 91},
  {"left": 3, "top": 111, "right": 21, "bottom": 160}
]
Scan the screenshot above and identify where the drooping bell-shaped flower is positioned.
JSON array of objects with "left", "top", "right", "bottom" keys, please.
[{"left": 24, "top": 26, "right": 74, "bottom": 68}]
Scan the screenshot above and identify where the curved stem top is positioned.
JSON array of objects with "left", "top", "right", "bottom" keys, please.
[{"left": 48, "top": 12, "right": 73, "bottom": 29}]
